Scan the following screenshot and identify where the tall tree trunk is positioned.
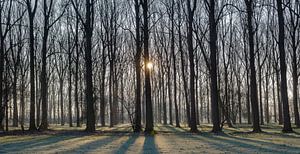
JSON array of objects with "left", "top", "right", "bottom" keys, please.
[
  {"left": 100, "top": 48, "right": 106, "bottom": 127},
  {"left": 68, "top": 23, "right": 73, "bottom": 127},
  {"left": 39, "top": 20, "right": 49, "bottom": 130},
  {"left": 143, "top": 0, "right": 154, "bottom": 133},
  {"left": 265, "top": 66, "right": 270, "bottom": 123},
  {"left": 84, "top": 0, "right": 95, "bottom": 132},
  {"left": 292, "top": 54, "right": 300, "bottom": 127},
  {"left": 75, "top": 15, "right": 80, "bottom": 127},
  {"left": 207, "top": 0, "right": 221, "bottom": 132},
  {"left": 133, "top": 0, "right": 142, "bottom": 132},
  {"left": 60, "top": 79, "right": 64, "bottom": 126},
  {"left": 0, "top": 14, "right": 4, "bottom": 132},
  {"left": 109, "top": 63, "right": 114, "bottom": 127},
  {"left": 26, "top": 0, "right": 38, "bottom": 131},
  {"left": 170, "top": 0, "right": 180, "bottom": 127},
  {"left": 12, "top": 71, "right": 18, "bottom": 127},
  {"left": 20, "top": 76, "right": 25, "bottom": 128},
  {"left": 276, "top": 69, "right": 283, "bottom": 124},
  {"left": 167, "top": 65, "right": 173, "bottom": 125},
  {"left": 245, "top": 0, "right": 261, "bottom": 132},
  {"left": 187, "top": 0, "right": 197, "bottom": 132},
  {"left": 276, "top": 0, "right": 293, "bottom": 132}
]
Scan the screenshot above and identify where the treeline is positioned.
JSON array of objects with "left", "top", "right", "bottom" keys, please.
[{"left": 0, "top": 0, "right": 299, "bottom": 133}]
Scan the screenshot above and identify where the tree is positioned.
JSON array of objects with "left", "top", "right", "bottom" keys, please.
[
  {"left": 134, "top": 0, "right": 142, "bottom": 132},
  {"left": 245, "top": 0, "right": 261, "bottom": 132},
  {"left": 276, "top": 0, "right": 293, "bottom": 133},
  {"left": 287, "top": 1, "right": 300, "bottom": 127},
  {"left": 0, "top": 0, "right": 25, "bottom": 131},
  {"left": 39, "top": 0, "right": 67, "bottom": 130},
  {"left": 205, "top": 0, "right": 222, "bottom": 132},
  {"left": 26, "top": 0, "right": 39, "bottom": 131},
  {"left": 142, "top": 0, "right": 154, "bottom": 133},
  {"left": 71, "top": 0, "right": 96, "bottom": 132},
  {"left": 186, "top": 0, "right": 198, "bottom": 133}
]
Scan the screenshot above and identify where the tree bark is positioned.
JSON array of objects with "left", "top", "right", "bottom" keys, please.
[
  {"left": 143, "top": 0, "right": 154, "bottom": 133},
  {"left": 26, "top": 0, "right": 38, "bottom": 131},
  {"left": 207, "top": 0, "right": 221, "bottom": 132},
  {"left": 187, "top": 0, "right": 197, "bottom": 132},
  {"left": 134, "top": 0, "right": 142, "bottom": 132},
  {"left": 276, "top": 0, "right": 293, "bottom": 132},
  {"left": 245, "top": 0, "right": 261, "bottom": 132}
]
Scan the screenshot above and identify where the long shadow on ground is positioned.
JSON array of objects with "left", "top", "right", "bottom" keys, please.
[
  {"left": 113, "top": 133, "right": 139, "bottom": 153},
  {"left": 143, "top": 135, "right": 159, "bottom": 154},
  {"left": 0, "top": 135, "right": 78, "bottom": 153},
  {"left": 161, "top": 125, "right": 300, "bottom": 153},
  {"left": 61, "top": 135, "right": 120, "bottom": 153}
]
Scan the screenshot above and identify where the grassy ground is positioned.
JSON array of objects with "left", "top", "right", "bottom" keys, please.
[{"left": 0, "top": 124, "right": 300, "bottom": 153}]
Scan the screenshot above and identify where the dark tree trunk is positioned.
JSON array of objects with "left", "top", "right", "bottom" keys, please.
[
  {"left": 20, "top": 77, "right": 25, "bottom": 128},
  {"left": 207, "top": 0, "right": 221, "bottom": 132},
  {"left": 289, "top": 8, "right": 300, "bottom": 127},
  {"left": 187, "top": 0, "right": 197, "bottom": 132},
  {"left": 60, "top": 79, "right": 64, "bottom": 126},
  {"left": 84, "top": 0, "right": 95, "bottom": 132},
  {"left": 276, "top": 0, "right": 293, "bottom": 133},
  {"left": 276, "top": 69, "right": 283, "bottom": 124},
  {"left": 265, "top": 66, "right": 270, "bottom": 124},
  {"left": 68, "top": 25, "right": 73, "bottom": 127},
  {"left": 170, "top": 0, "right": 179, "bottom": 127},
  {"left": 134, "top": 0, "right": 142, "bottom": 132},
  {"left": 75, "top": 15, "right": 80, "bottom": 127},
  {"left": 100, "top": 48, "right": 106, "bottom": 127},
  {"left": 142, "top": 0, "right": 154, "bottom": 133},
  {"left": 167, "top": 65, "right": 173, "bottom": 125},
  {"left": 109, "top": 63, "right": 114, "bottom": 127},
  {"left": 12, "top": 69, "right": 18, "bottom": 127},
  {"left": 26, "top": 0, "right": 38, "bottom": 131},
  {"left": 292, "top": 52, "right": 300, "bottom": 127},
  {"left": 39, "top": 20, "right": 49, "bottom": 130},
  {"left": 245, "top": 0, "right": 261, "bottom": 132},
  {"left": 0, "top": 16, "right": 4, "bottom": 132}
]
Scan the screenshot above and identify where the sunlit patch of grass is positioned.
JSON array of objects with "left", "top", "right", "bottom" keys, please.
[
  {"left": 49, "top": 124, "right": 85, "bottom": 131},
  {"left": 155, "top": 124, "right": 186, "bottom": 133}
]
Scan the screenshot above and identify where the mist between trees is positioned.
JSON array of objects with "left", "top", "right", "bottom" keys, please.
[{"left": 0, "top": 0, "right": 299, "bottom": 133}]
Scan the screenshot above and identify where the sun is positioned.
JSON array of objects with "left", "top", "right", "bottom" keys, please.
[{"left": 146, "top": 61, "right": 153, "bottom": 70}]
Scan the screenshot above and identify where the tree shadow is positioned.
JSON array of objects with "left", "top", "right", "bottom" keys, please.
[
  {"left": 159, "top": 125, "right": 300, "bottom": 153},
  {"left": 162, "top": 125, "right": 195, "bottom": 134},
  {"left": 183, "top": 131, "right": 300, "bottom": 153},
  {"left": 114, "top": 133, "right": 139, "bottom": 154},
  {"left": 0, "top": 135, "right": 78, "bottom": 152},
  {"left": 230, "top": 130, "right": 300, "bottom": 139},
  {"left": 142, "top": 135, "right": 159, "bottom": 154},
  {"left": 61, "top": 135, "right": 119, "bottom": 153}
]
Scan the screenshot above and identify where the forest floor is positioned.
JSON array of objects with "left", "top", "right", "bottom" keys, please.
[{"left": 1, "top": 124, "right": 300, "bottom": 153}]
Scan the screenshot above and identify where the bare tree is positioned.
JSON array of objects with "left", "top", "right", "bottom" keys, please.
[{"left": 276, "top": 0, "right": 293, "bottom": 133}]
